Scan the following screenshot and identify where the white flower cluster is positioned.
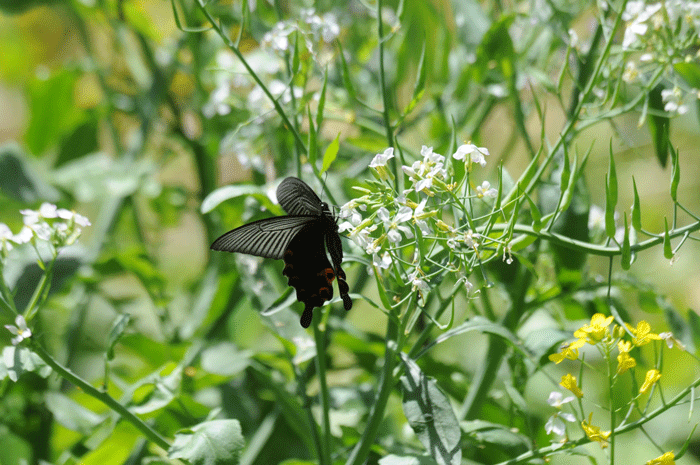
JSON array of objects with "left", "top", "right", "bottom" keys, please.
[
  {"left": 338, "top": 143, "right": 499, "bottom": 297},
  {"left": 261, "top": 8, "right": 340, "bottom": 57},
  {"left": 621, "top": 0, "right": 700, "bottom": 115},
  {"left": 0, "top": 203, "right": 91, "bottom": 259}
]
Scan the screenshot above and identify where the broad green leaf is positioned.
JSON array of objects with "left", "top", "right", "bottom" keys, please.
[
  {"left": 0, "top": 346, "right": 52, "bottom": 382},
  {"left": 379, "top": 454, "right": 439, "bottom": 465},
  {"left": 56, "top": 117, "right": 99, "bottom": 167},
  {"left": 25, "top": 70, "right": 84, "bottom": 155},
  {"left": 44, "top": 392, "right": 105, "bottom": 435},
  {"left": 200, "top": 342, "right": 251, "bottom": 376},
  {"left": 0, "top": 426, "right": 32, "bottom": 465},
  {"left": 400, "top": 353, "right": 461, "bottom": 465},
  {"left": 321, "top": 132, "right": 341, "bottom": 174},
  {"left": 169, "top": 419, "right": 244, "bottom": 465},
  {"left": 201, "top": 184, "right": 280, "bottom": 214},
  {"left": 674, "top": 61, "right": 700, "bottom": 89},
  {"left": 0, "top": 143, "right": 59, "bottom": 203}
]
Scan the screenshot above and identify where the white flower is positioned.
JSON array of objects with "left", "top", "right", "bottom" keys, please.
[
  {"left": 412, "top": 199, "right": 432, "bottom": 235},
  {"left": 475, "top": 181, "right": 498, "bottom": 198},
  {"left": 378, "top": 207, "right": 414, "bottom": 243},
  {"left": 464, "top": 229, "right": 479, "bottom": 249},
  {"left": 0, "top": 223, "right": 14, "bottom": 255},
  {"left": 547, "top": 391, "right": 575, "bottom": 408},
  {"left": 545, "top": 391, "right": 576, "bottom": 436},
  {"left": 453, "top": 144, "right": 490, "bottom": 167},
  {"left": 369, "top": 148, "right": 395, "bottom": 168},
  {"left": 661, "top": 87, "right": 688, "bottom": 115},
  {"left": 373, "top": 251, "right": 392, "bottom": 269},
  {"left": 5, "top": 315, "right": 32, "bottom": 345},
  {"left": 408, "top": 269, "right": 430, "bottom": 293}
]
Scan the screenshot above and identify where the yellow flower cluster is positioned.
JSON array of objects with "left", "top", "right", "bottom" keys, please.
[{"left": 549, "top": 313, "right": 666, "bottom": 379}]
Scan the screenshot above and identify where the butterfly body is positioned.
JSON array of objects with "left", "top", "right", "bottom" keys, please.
[{"left": 211, "top": 177, "right": 352, "bottom": 328}]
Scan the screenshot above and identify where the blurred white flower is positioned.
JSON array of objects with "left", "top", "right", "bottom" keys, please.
[{"left": 5, "top": 315, "right": 32, "bottom": 346}]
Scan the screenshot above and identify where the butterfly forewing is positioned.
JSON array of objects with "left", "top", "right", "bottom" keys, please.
[
  {"left": 210, "top": 216, "right": 315, "bottom": 259},
  {"left": 276, "top": 177, "right": 325, "bottom": 216}
]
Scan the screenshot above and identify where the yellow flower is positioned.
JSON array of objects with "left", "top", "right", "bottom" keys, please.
[
  {"left": 581, "top": 412, "right": 611, "bottom": 448},
  {"left": 559, "top": 373, "right": 584, "bottom": 398},
  {"left": 549, "top": 338, "right": 586, "bottom": 364},
  {"left": 617, "top": 340, "right": 636, "bottom": 374},
  {"left": 640, "top": 369, "right": 662, "bottom": 394},
  {"left": 646, "top": 451, "right": 675, "bottom": 465},
  {"left": 626, "top": 321, "right": 662, "bottom": 347},
  {"left": 574, "top": 313, "right": 614, "bottom": 343}
]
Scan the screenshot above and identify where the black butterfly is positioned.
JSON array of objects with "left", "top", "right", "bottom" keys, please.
[{"left": 211, "top": 177, "right": 352, "bottom": 328}]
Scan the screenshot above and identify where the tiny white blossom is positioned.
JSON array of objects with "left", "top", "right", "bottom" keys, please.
[
  {"left": 408, "top": 269, "right": 430, "bottom": 293},
  {"left": 475, "top": 181, "right": 498, "bottom": 198},
  {"left": 5, "top": 315, "right": 32, "bottom": 345},
  {"left": 370, "top": 148, "right": 395, "bottom": 168},
  {"left": 547, "top": 391, "right": 575, "bottom": 408},
  {"left": 378, "top": 207, "right": 414, "bottom": 243},
  {"left": 373, "top": 251, "right": 392, "bottom": 269},
  {"left": 661, "top": 87, "right": 689, "bottom": 115},
  {"left": 412, "top": 199, "right": 432, "bottom": 235},
  {"left": 464, "top": 229, "right": 480, "bottom": 249},
  {"left": 453, "top": 144, "right": 490, "bottom": 167}
]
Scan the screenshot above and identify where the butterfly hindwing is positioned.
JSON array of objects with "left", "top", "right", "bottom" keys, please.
[
  {"left": 283, "top": 220, "right": 335, "bottom": 328},
  {"left": 211, "top": 177, "right": 353, "bottom": 327}
]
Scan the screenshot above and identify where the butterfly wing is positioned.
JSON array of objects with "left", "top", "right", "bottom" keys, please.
[
  {"left": 283, "top": 220, "right": 335, "bottom": 328},
  {"left": 324, "top": 219, "right": 353, "bottom": 311},
  {"left": 276, "top": 177, "right": 325, "bottom": 216},
  {"left": 211, "top": 216, "right": 316, "bottom": 259}
]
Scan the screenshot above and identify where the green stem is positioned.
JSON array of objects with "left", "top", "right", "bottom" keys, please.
[
  {"left": 196, "top": 0, "right": 307, "bottom": 156},
  {"left": 345, "top": 308, "right": 401, "bottom": 465},
  {"left": 30, "top": 342, "right": 170, "bottom": 451},
  {"left": 313, "top": 323, "right": 332, "bottom": 465},
  {"left": 24, "top": 251, "right": 57, "bottom": 322}
]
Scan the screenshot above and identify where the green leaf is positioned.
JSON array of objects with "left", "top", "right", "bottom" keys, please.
[
  {"left": 200, "top": 342, "right": 251, "bottom": 376},
  {"left": 0, "top": 143, "right": 59, "bottom": 203},
  {"left": 307, "top": 105, "right": 317, "bottom": 165},
  {"left": 201, "top": 184, "right": 280, "bottom": 214},
  {"left": 169, "top": 419, "right": 244, "bottom": 465},
  {"left": 673, "top": 61, "right": 700, "bottom": 92},
  {"left": 605, "top": 174, "right": 616, "bottom": 239},
  {"left": 0, "top": 346, "right": 52, "bottom": 382},
  {"left": 670, "top": 145, "right": 680, "bottom": 202},
  {"left": 631, "top": 176, "right": 642, "bottom": 231},
  {"left": 379, "top": 454, "right": 439, "bottom": 465},
  {"left": 663, "top": 217, "right": 673, "bottom": 259},
  {"left": 399, "top": 353, "right": 462, "bottom": 465},
  {"left": 337, "top": 41, "right": 357, "bottom": 102},
  {"left": 56, "top": 117, "right": 99, "bottom": 167},
  {"left": 106, "top": 314, "right": 131, "bottom": 360},
  {"left": 647, "top": 85, "right": 670, "bottom": 168},
  {"left": 321, "top": 132, "right": 341, "bottom": 174},
  {"left": 25, "top": 70, "right": 84, "bottom": 155},
  {"left": 316, "top": 66, "right": 328, "bottom": 131},
  {"left": 401, "top": 41, "right": 427, "bottom": 117},
  {"left": 44, "top": 392, "right": 105, "bottom": 434}
]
